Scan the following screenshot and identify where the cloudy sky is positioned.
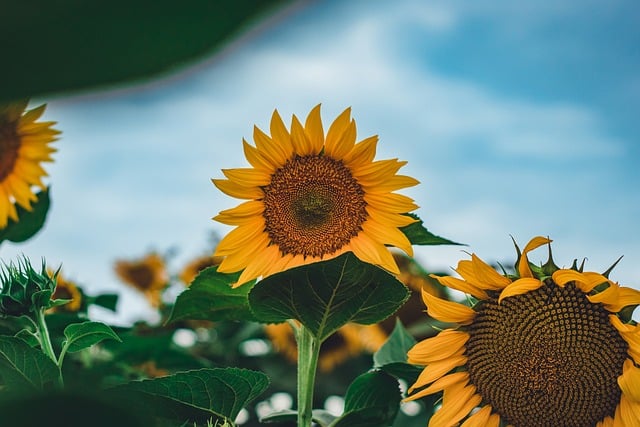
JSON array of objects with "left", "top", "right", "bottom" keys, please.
[{"left": 3, "top": 0, "right": 639, "bottom": 323}]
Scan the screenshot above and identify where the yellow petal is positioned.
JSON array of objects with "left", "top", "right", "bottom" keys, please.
[
  {"left": 215, "top": 223, "right": 266, "bottom": 255},
  {"left": 362, "top": 174, "right": 420, "bottom": 193},
  {"left": 361, "top": 219, "right": 413, "bottom": 256},
  {"left": 486, "top": 413, "right": 502, "bottom": 427},
  {"left": 619, "top": 358, "right": 640, "bottom": 402},
  {"left": 429, "top": 384, "right": 481, "bottom": 427},
  {"left": 344, "top": 135, "right": 378, "bottom": 167},
  {"left": 234, "top": 244, "right": 282, "bottom": 287},
  {"left": 407, "top": 329, "right": 470, "bottom": 365},
  {"left": 470, "top": 254, "right": 512, "bottom": 289},
  {"left": 212, "top": 179, "right": 263, "bottom": 200},
  {"left": 589, "top": 282, "right": 640, "bottom": 313},
  {"left": 217, "top": 233, "right": 270, "bottom": 272},
  {"left": 406, "top": 372, "right": 468, "bottom": 401},
  {"left": 349, "top": 231, "right": 400, "bottom": 275},
  {"left": 214, "top": 200, "right": 264, "bottom": 225},
  {"left": 422, "top": 289, "right": 475, "bottom": 325},
  {"left": 609, "top": 315, "right": 640, "bottom": 361},
  {"left": 461, "top": 405, "right": 493, "bottom": 427},
  {"left": 325, "top": 109, "right": 356, "bottom": 159},
  {"left": 366, "top": 207, "right": 417, "bottom": 227},
  {"left": 222, "top": 168, "right": 271, "bottom": 187},
  {"left": 290, "top": 114, "right": 315, "bottom": 155},
  {"left": 552, "top": 269, "right": 610, "bottom": 292},
  {"left": 617, "top": 394, "right": 640, "bottom": 426},
  {"left": 364, "top": 192, "right": 418, "bottom": 213},
  {"left": 597, "top": 416, "right": 614, "bottom": 427},
  {"left": 498, "top": 278, "right": 543, "bottom": 303},
  {"left": 518, "top": 236, "right": 551, "bottom": 278},
  {"left": 303, "top": 104, "right": 324, "bottom": 152},
  {"left": 254, "top": 123, "right": 288, "bottom": 166},
  {"left": 269, "top": 109, "right": 294, "bottom": 158},
  {"left": 18, "top": 104, "right": 46, "bottom": 125},
  {"left": 242, "top": 139, "right": 274, "bottom": 172},
  {"left": 433, "top": 275, "right": 489, "bottom": 300},
  {"left": 353, "top": 159, "right": 406, "bottom": 183},
  {"left": 409, "top": 353, "right": 466, "bottom": 393}
]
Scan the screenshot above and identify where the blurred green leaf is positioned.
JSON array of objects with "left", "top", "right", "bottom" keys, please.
[
  {"left": 261, "top": 409, "right": 338, "bottom": 426},
  {"left": 330, "top": 371, "right": 401, "bottom": 427},
  {"left": 0, "top": 335, "right": 59, "bottom": 392},
  {"left": 401, "top": 213, "right": 463, "bottom": 246},
  {"left": 109, "top": 368, "right": 269, "bottom": 424},
  {"left": 63, "top": 321, "right": 121, "bottom": 353},
  {"left": 168, "top": 267, "right": 257, "bottom": 324},
  {"left": 0, "top": 189, "right": 50, "bottom": 244},
  {"left": 373, "top": 319, "right": 422, "bottom": 383},
  {"left": 249, "top": 253, "right": 410, "bottom": 341},
  {"left": 14, "top": 329, "right": 39, "bottom": 347},
  {"left": 1, "top": 0, "right": 288, "bottom": 101},
  {"left": 88, "top": 293, "right": 119, "bottom": 312}
]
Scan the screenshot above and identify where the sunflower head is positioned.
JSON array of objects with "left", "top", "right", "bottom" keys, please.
[
  {"left": 114, "top": 253, "right": 169, "bottom": 307},
  {"left": 212, "top": 105, "right": 419, "bottom": 286},
  {"left": 0, "top": 100, "right": 59, "bottom": 228},
  {"left": 265, "top": 322, "right": 387, "bottom": 373},
  {"left": 48, "top": 270, "right": 82, "bottom": 313},
  {"left": 405, "top": 236, "right": 640, "bottom": 427}
]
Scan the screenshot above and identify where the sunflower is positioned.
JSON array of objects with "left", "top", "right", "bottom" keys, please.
[
  {"left": 405, "top": 236, "right": 640, "bottom": 427},
  {"left": 0, "top": 100, "right": 59, "bottom": 228},
  {"left": 265, "top": 322, "right": 388, "bottom": 372},
  {"left": 114, "top": 253, "right": 169, "bottom": 307},
  {"left": 212, "top": 105, "right": 419, "bottom": 286},
  {"left": 178, "top": 254, "right": 224, "bottom": 286}
]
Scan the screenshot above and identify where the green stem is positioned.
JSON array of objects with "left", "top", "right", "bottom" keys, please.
[
  {"left": 33, "top": 308, "right": 64, "bottom": 388},
  {"left": 296, "top": 324, "right": 321, "bottom": 427}
]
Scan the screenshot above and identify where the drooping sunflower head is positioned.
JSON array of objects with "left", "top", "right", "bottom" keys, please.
[
  {"left": 0, "top": 100, "right": 59, "bottom": 228},
  {"left": 212, "top": 105, "right": 419, "bottom": 286},
  {"left": 114, "top": 253, "right": 169, "bottom": 307},
  {"left": 405, "top": 236, "right": 640, "bottom": 427},
  {"left": 264, "top": 322, "right": 387, "bottom": 372}
]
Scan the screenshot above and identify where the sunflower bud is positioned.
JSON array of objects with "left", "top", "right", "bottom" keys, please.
[{"left": 0, "top": 257, "right": 57, "bottom": 317}]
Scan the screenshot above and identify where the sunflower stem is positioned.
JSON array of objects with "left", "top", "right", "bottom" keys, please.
[
  {"left": 296, "top": 324, "right": 320, "bottom": 427},
  {"left": 33, "top": 308, "right": 64, "bottom": 388}
]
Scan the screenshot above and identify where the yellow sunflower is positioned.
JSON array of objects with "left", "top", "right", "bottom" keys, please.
[
  {"left": 405, "top": 236, "right": 640, "bottom": 427},
  {"left": 265, "top": 322, "right": 388, "bottom": 372},
  {"left": 0, "top": 100, "right": 59, "bottom": 228},
  {"left": 212, "top": 105, "right": 419, "bottom": 286},
  {"left": 114, "top": 253, "right": 169, "bottom": 307}
]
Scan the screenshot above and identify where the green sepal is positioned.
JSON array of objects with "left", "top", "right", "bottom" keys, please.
[
  {"left": 167, "top": 267, "right": 257, "bottom": 324},
  {"left": 249, "top": 253, "right": 410, "bottom": 341},
  {"left": 400, "top": 213, "right": 463, "bottom": 246},
  {"left": 0, "top": 189, "right": 51, "bottom": 244}
]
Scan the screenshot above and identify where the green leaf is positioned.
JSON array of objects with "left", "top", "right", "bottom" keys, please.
[
  {"left": 0, "top": 335, "right": 59, "bottom": 391},
  {"left": 88, "top": 293, "right": 119, "bottom": 312},
  {"left": 63, "top": 321, "right": 121, "bottom": 353},
  {"left": 1, "top": 0, "right": 288, "bottom": 101},
  {"left": 14, "top": 329, "right": 40, "bottom": 347},
  {"left": 109, "top": 368, "right": 269, "bottom": 423},
  {"left": 0, "top": 189, "right": 50, "bottom": 244},
  {"left": 373, "top": 319, "right": 422, "bottom": 383},
  {"left": 249, "top": 253, "right": 410, "bottom": 341},
  {"left": 167, "top": 267, "right": 257, "bottom": 324},
  {"left": 400, "top": 213, "right": 463, "bottom": 246},
  {"left": 330, "top": 371, "right": 401, "bottom": 427}
]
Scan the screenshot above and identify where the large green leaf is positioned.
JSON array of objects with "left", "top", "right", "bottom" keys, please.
[
  {"left": 249, "top": 253, "right": 410, "bottom": 341},
  {"left": 0, "top": 189, "right": 50, "bottom": 244},
  {"left": 0, "top": 335, "right": 59, "bottom": 392},
  {"left": 109, "top": 368, "right": 269, "bottom": 423},
  {"left": 167, "top": 267, "right": 257, "bottom": 324},
  {"left": 330, "top": 371, "right": 401, "bottom": 427},
  {"left": 1, "top": 0, "right": 287, "bottom": 101},
  {"left": 373, "top": 320, "right": 422, "bottom": 383},
  {"left": 400, "top": 213, "right": 463, "bottom": 246},
  {"left": 63, "top": 321, "right": 121, "bottom": 353}
]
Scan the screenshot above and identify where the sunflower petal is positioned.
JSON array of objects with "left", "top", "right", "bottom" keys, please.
[
  {"left": 269, "top": 109, "right": 294, "bottom": 158},
  {"left": 362, "top": 219, "right": 413, "bottom": 256},
  {"left": 609, "top": 316, "right": 640, "bottom": 361},
  {"left": 552, "top": 269, "right": 610, "bottom": 292},
  {"left": 304, "top": 104, "right": 324, "bottom": 152},
  {"left": 407, "top": 329, "right": 470, "bottom": 365},
  {"left": 222, "top": 168, "right": 271, "bottom": 187},
  {"left": 344, "top": 135, "right": 378, "bottom": 166},
  {"left": 406, "top": 372, "right": 468, "bottom": 400},
  {"left": 433, "top": 275, "right": 489, "bottom": 300},
  {"left": 422, "top": 290, "right": 475, "bottom": 325},
  {"left": 242, "top": 139, "right": 274, "bottom": 172},
  {"left": 408, "top": 353, "right": 466, "bottom": 393},
  {"left": 617, "top": 394, "right": 640, "bottom": 426},
  {"left": 429, "top": 384, "right": 481, "bottom": 427},
  {"left": 212, "top": 179, "right": 263, "bottom": 199},
  {"left": 498, "top": 278, "right": 543, "bottom": 303},
  {"left": 589, "top": 282, "right": 640, "bottom": 313},
  {"left": 518, "top": 236, "right": 552, "bottom": 278},
  {"left": 619, "top": 358, "right": 640, "bottom": 402},
  {"left": 364, "top": 192, "right": 418, "bottom": 213},
  {"left": 325, "top": 107, "right": 356, "bottom": 158},
  {"left": 461, "top": 405, "right": 493, "bottom": 427}
]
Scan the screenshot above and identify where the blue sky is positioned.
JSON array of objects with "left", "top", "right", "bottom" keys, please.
[{"left": 3, "top": 0, "right": 639, "bottom": 324}]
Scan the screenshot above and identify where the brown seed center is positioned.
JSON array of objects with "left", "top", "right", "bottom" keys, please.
[
  {"left": 0, "top": 120, "right": 21, "bottom": 182},
  {"left": 262, "top": 155, "right": 368, "bottom": 258},
  {"left": 466, "top": 281, "right": 628, "bottom": 427}
]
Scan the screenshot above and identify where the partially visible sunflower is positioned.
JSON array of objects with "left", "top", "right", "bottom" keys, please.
[
  {"left": 178, "top": 254, "right": 224, "bottom": 286},
  {"left": 114, "top": 253, "right": 169, "bottom": 307},
  {"left": 0, "top": 100, "right": 59, "bottom": 228},
  {"left": 265, "top": 322, "right": 387, "bottom": 372},
  {"left": 212, "top": 105, "right": 419, "bottom": 286},
  {"left": 405, "top": 236, "right": 640, "bottom": 427},
  {"left": 48, "top": 270, "right": 82, "bottom": 313}
]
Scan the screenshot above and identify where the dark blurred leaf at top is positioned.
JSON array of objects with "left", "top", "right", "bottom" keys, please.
[{"left": 0, "top": 0, "right": 289, "bottom": 101}]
